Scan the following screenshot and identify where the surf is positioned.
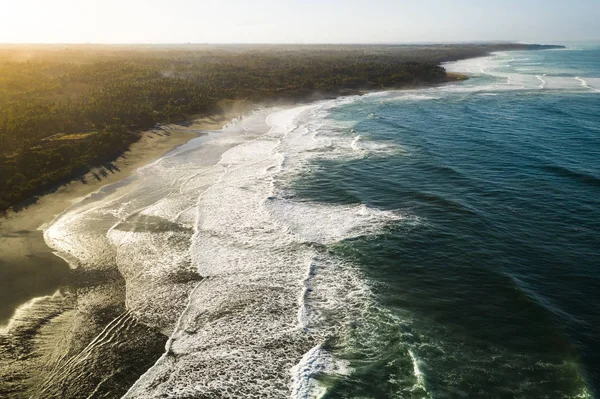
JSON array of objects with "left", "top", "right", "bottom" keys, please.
[{"left": 39, "top": 44, "right": 600, "bottom": 398}]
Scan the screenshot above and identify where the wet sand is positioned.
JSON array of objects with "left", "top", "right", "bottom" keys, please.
[
  {"left": 0, "top": 102, "right": 251, "bottom": 398},
  {"left": 0, "top": 102, "right": 249, "bottom": 326},
  {"left": 0, "top": 129, "right": 193, "bottom": 325}
]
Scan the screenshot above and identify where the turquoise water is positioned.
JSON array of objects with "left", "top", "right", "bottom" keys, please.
[{"left": 290, "top": 46, "right": 600, "bottom": 398}]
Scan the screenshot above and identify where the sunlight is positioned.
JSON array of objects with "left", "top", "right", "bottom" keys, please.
[{"left": 1, "top": 1, "right": 100, "bottom": 43}]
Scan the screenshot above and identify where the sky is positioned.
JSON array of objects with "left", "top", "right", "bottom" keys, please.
[{"left": 1, "top": 0, "right": 599, "bottom": 44}]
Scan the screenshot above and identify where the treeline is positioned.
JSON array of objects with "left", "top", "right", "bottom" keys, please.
[{"left": 0, "top": 43, "right": 563, "bottom": 211}]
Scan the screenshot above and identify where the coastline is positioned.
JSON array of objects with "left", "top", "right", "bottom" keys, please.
[
  {"left": 1, "top": 45, "right": 589, "bottom": 398},
  {"left": 0, "top": 101, "right": 252, "bottom": 326},
  {"left": 0, "top": 76, "right": 467, "bottom": 398},
  {"left": 0, "top": 101, "right": 254, "bottom": 398},
  {"left": 0, "top": 74, "right": 462, "bottom": 277}
]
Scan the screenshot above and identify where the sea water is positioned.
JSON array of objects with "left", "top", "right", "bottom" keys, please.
[{"left": 43, "top": 43, "right": 599, "bottom": 398}]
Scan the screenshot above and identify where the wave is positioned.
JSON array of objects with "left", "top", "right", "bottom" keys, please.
[
  {"left": 291, "top": 344, "right": 351, "bottom": 399},
  {"left": 575, "top": 76, "right": 600, "bottom": 92},
  {"left": 408, "top": 349, "right": 427, "bottom": 392},
  {"left": 46, "top": 101, "right": 400, "bottom": 398},
  {"left": 542, "top": 164, "right": 600, "bottom": 188},
  {"left": 409, "top": 189, "right": 480, "bottom": 216},
  {"left": 446, "top": 55, "right": 600, "bottom": 94},
  {"left": 39, "top": 50, "right": 600, "bottom": 396},
  {"left": 575, "top": 76, "right": 588, "bottom": 88},
  {"left": 350, "top": 134, "right": 405, "bottom": 155},
  {"left": 536, "top": 75, "right": 547, "bottom": 89}
]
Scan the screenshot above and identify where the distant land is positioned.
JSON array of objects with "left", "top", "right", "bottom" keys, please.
[{"left": 0, "top": 43, "right": 564, "bottom": 212}]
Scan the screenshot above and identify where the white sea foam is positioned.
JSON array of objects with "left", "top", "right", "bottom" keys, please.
[
  {"left": 408, "top": 349, "right": 426, "bottom": 390},
  {"left": 536, "top": 75, "right": 547, "bottom": 89},
  {"left": 444, "top": 52, "right": 599, "bottom": 94},
  {"left": 585, "top": 77, "right": 600, "bottom": 91},
  {"left": 575, "top": 76, "right": 589, "bottom": 88},
  {"left": 350, "top": 134, "right": 403, "bottom": 154},
  {"left": 41, "top": 48, "right": 599, "bottom": 397},
  {"left": 574, "top": 76, "right": 600, "bottom": 92},
  {"left": 125, "top": 102, "right": 401, "bottom": 397},
  {"left": 291, "top": 344, "right": 351, "bottom": 399},
  {"left": 40, "top": 100, "right": 406, "bottom": 398}
]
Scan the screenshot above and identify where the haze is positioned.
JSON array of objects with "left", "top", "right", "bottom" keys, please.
[{"left": 1, "top": 0, "right": 599, "bottom": 44}]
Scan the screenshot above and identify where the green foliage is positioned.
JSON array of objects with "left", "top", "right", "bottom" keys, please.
[{"left": 0, "top": 43, "right": 562, "bottom": 212}]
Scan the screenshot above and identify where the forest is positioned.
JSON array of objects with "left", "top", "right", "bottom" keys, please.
[{"left": 0, "top": 43, "right": 563, "bottom": 212}]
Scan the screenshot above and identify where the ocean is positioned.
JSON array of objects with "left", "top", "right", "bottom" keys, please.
[{"left": 38, "top": 44, "right": 599, "bottom": 398}]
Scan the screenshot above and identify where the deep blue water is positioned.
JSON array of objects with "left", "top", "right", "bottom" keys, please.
[{"left": 293, "top": 47, "right": 600, "bottom": 398}]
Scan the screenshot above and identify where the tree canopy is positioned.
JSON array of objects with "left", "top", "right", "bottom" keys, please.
[{"left": 0, "top": 43, "right": 563, "bottom": 212}]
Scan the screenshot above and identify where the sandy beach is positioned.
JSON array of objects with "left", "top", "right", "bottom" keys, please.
[
  {"left": 0, "top": 101, "right": 254, "bottom": 398},
  {"left": 0, "top": 100, "right": 251, "bottom": 326}
]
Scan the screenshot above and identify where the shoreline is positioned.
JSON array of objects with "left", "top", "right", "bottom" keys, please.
[
  {"left": 0, "top": 100, "right": 254, "bottom": 398},
  {"left": 0, "top": 100, "right": 252, "bottom": 327},
  {"left": 1, "top": 46, "right": 589, "bottom": 398},
  {"left": 0, "top": 73, "right": 470, "bottom": 328},
  {"left": 0, "top": 81, "right": 460, "bottom": 397}
]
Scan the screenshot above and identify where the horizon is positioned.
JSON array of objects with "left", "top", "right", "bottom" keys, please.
[
  {"left": 2, "top": 0, "right": 598, "bottom": 44},
  {"left": 0, "top": 40, "right": 590, "bottom": 47}
]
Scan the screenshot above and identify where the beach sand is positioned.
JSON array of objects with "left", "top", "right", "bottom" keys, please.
[
  {"left": 0, "top": 100, "right": 251, "bottom": 326},
  {"left": 0, "top": 101, "right": 253, "bottom": 398}
]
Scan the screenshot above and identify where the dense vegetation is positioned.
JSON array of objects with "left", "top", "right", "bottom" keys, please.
[{"left": 0, "top": 43, "right": 563, "bottom": 212}]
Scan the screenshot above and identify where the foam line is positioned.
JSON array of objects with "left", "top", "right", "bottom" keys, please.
[
  {"left": 120, "top": 100, "right": 408, "bottom": 398},
  {"left": 576, "top": 77, "right": 600, "bottom": 92},
  {"left": 408, "top": 349, "right": 427, "bottom": 392},
  {"left": 291, "top": 345, "right": 331, "bottom": 399},
  {"left": 290, "top": 344, "right": 351, "bottom": 399},
  {"left": 575, "top": 77, "right": 587, "bottom": 87},
  {"left": 536, "top": 75, "right": 546, "bottom": 89},
  {"left": 40, "top": 52, "right": 599, "bottom": 397}
]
